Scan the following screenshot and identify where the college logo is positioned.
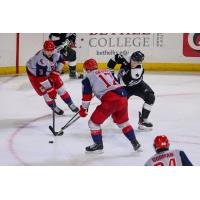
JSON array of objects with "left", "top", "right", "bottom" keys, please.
[{"left": 183, "top": 33, "right": 200, "bottom": 57}]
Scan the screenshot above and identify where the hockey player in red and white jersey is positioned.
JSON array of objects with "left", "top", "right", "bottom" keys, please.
[
  {"left": 26, "top": 40, "right": 79, "bottom": 115},
  {"left": 144, "top": 135, "right": 193, "bottom": 166},
  {"left": 79, "top": 58, "right": 141, "bottom": 152}
]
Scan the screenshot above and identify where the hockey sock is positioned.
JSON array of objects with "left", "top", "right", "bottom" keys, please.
[
  {"left": 141, "top": 108, "right": 151, "bottom": 119},
  {"left": 91, "top": 130, "right": 103, "bottom": 144},
  {"left": 122, "top": 125, "right": 136, "bottom": 142},
  {"left": 43, "top": 93, "right": 55, "bottom": 108},
  {"left": 60, "top": 92, "right": 73, "bottom": 106},
  {"left": 46, "top": 100, "right": 56, "bottom": 109},
  {"left": 141, "top": 103, "right": 152, "bottom": 119}
]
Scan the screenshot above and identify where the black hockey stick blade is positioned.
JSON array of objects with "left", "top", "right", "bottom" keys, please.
[
  {"left": 49, "top": 125, "right": 64, "bottom": 136},
  {"left": 49, "top": 125, "right": 58, "bottom": 136}
]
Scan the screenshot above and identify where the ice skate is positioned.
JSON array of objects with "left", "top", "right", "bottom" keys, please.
[
  {"left": 51, "top": 106, "right": 64, "bottom": 115},
  {"left": 131, "top": 139, "right": 141, "bottom": 151},
  {"left": 69, "top": 103, "right": 79, "bottom": 113},
  {"left": 85, "top": 143, "right": 104, "bottom": 153},
  {"left": 138, "top": 112, "right": 153, "bottom": 131}
]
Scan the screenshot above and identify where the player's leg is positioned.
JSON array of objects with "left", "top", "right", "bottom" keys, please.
[
  {"left": 64, "top": 47, "right": 83, "bottom": 79},
  {"left": 43, "top": 93, "right": 64, "bottom": 115},
  {"left": 136, "top": 81, "right": 155, "bottom": 130},
  {"left": 27, "top": 71, "right": 64, "bottom": 115},
  {"left": 139, "top": 81, "right": 155, "bottom": 118},
  {"left": 126, "top": 81, "right": 155, "bottom": 130},
  {"left": 49, "top": 73, "right": 79, "bottom": 112},
  {"left": 112, "top": 96, "right": 141, "bottom": 151},
  {"left": 85, "top": 101, "right": 115, "bottom": 152}
]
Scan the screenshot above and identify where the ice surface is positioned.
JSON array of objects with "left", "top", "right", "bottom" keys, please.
[{"left": 0, "top": 72, "right": 200, "bottom": 165}]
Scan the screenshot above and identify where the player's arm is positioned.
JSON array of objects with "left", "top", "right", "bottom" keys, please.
[
  {"left": 79, "top": 78, "right": 93, "bottom": 117},
  {"left": 117, "top": 68, "right": 126, "bottom": 82},
  {"left": 82, "top": 78, "right": 93, "bottom": 109},
  {"left": 49, "top": 33, "right": 63, "bottom": 47},
  {"left": 107, "top": 54, "right": 126, "bottom": 74},
  {"left": 179, "top": 151, "right": 193, "bottom": 166},
  {"left": 55, "top": 53, "right": 65, "bottom": 72},
  {"left": 66, "top": 33, "right": 76, "bottom": 43}
]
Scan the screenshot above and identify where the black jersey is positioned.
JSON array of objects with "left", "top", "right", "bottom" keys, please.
[
  {"left": 107, "top": 54, "right": 144, "bottom": 86},
  {"left": 49, "top": 33, "right": 76, "bottom": 47}
]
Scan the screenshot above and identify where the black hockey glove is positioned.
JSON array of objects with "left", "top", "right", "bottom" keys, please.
[{"left": 67, "top": 33, "right": 76, "bottom": 43}]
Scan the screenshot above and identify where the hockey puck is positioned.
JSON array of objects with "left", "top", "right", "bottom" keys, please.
[{"left": 49, "top": 140, "right": 54, "bottom": 143}]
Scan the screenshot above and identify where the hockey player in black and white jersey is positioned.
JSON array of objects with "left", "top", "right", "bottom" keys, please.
[
  {"left": 107, "top": 51, "right": 155, "bottom": 131},
  {"left": 49, "top": 33, "right": 83, "bottom": 79}
]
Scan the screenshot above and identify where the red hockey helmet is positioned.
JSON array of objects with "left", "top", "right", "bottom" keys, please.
[
  {"left": 83, "top": 59, "right": 98, "bottom": 72},
  {"left": 153, "top": 135, "right": 170, "bottom": 151},
  {"left": 43, "top": 40, "right": 55, "bottom": 51}
]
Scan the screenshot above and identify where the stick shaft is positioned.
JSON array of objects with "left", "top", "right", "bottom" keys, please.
[{"left": 53, "top": 101, "right": 56, "bottom": 131}]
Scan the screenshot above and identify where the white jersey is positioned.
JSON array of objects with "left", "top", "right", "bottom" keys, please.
[
  {"left": 83, "top": 70, "right": 123, "bottom": 100},
  {"left": 145, "top": 149, "right": 193, "bottom": 166},
  {"left": 26, "top": 50, "right": 63, "bottom": 77}
]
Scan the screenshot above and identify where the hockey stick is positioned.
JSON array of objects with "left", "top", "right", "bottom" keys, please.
[
  {"left": 56, "top": 40, "right": 70, "bottom": 51},
  {"left": 52, "top": 101, "right": 55, "bottom": 132},
  {"left": 49, "top": 101, "right": 56, "bottom": 136},
  {"left": 49, "top": 112, "right": 80, "bottom": 136}
]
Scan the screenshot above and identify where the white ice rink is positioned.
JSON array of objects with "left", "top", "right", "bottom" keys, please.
[{"left": 1, "top": 72, "right": 200, "bottom": 166}]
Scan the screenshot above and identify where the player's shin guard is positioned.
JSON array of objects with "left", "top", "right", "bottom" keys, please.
[
  {"left": 91, "top": 130, "right": 103, "bottom": 144},
  {"left": 122, "top": 125, "right": 136, "bottom": 141},
  {"left": 141, "top": 103, "right": 152, "bottom": 119}
]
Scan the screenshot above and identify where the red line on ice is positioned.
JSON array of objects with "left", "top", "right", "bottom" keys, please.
[
  {"left": 7, "top": 92, "right": 200, "bottom": 165},
  {"left": 8, "top": 114, "right": 51, "bottom": 166}
]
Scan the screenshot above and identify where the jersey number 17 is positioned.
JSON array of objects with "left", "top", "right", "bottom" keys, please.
[{"left": 98, "top": 72, "right": 118, "bottom": 88}]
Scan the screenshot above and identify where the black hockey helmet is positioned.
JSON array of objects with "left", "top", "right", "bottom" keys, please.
[{"left": 131, "top": 51, "right": 144, "bottom": 62}]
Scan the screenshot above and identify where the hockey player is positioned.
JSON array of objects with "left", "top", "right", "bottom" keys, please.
[
  {"left": 49, "top": 33, "right": 83, "bottom": 79},
  {"left": 107, "top": 51, "right": 155, "bottom": 131},
  {"left": 26, "top": 40, "right": 79, "bottom": 115},
  {"left": 144, "top": 135, "right": 193, "bottom": 166},
  {"left": 79, "top": 58, "right": 141, "bottom": 152}
]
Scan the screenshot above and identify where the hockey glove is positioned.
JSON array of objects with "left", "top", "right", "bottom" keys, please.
[
  {"left": 47, "top": 87, "right": 57, "bottom": 99},
  {"left": 79, "top": 105, "right": 88, "bottom": 117},
  {"left": 68, "top": 33, "right": 76, "bottom": 43},
  {"left": 117, "top": 69, "right": 125, "bottom": 79}
]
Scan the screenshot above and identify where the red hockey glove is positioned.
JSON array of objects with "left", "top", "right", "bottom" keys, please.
[
  {"left": 79, "top": 105, "right": 88, "bottom": 117},
  {"left": 47, "top": 87, "right": 57, "bottom": 99}
]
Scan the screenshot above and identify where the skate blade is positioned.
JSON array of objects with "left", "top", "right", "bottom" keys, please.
[{"left": 85, "top": 150, "right": 104, "bottom": 154}]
